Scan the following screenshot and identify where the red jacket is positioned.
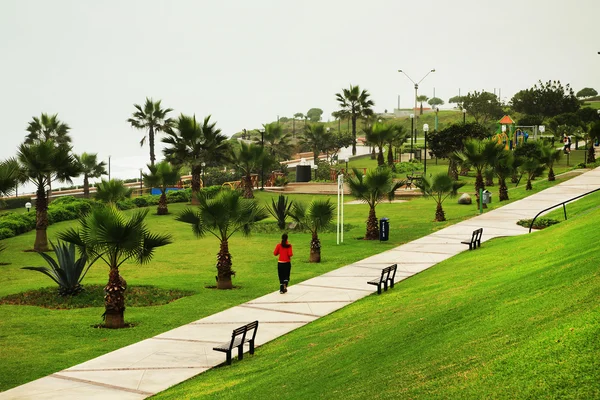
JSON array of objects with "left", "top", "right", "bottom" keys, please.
[{"left": 274, "top": 243, "right": 293, "bottom": 262}]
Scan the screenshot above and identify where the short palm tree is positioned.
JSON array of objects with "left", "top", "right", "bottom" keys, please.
[
  {"left": 417, "top": 173, "right": 465, "bottom": 222},
  {"left": 59, "top": 207, "right": 172, "bottom": 328},
  {"left": 493, "top": 150, "right": 514, "bottom": 201},
  {"left": 229, "top": 142, "right": 264, "bottom": 199},
  {"left": 541, "top": 144, "right": 562, "bottom": 181},
  {"left": 162, "top": 114, "right": 229, "bottom": 204},
  {"left": 268, "top": 194, "right": 294, "bottom": 230},
  {"left": 0, "top": 158, "right": 23, "bottom": 196},
  {"left": 261, "top": 122, "right": 293, "bottom": 161},
  {"left": 520, "top": 159, "right": 546, "bottom": 190},
  {"left": 301, "top": 123, "right": 330, "bottom": 164},
  {"left": 94, "top": 179, "right": 132, "bottom": 204},
  {"left": 455, "top": 139, "right": 497, "bottom": 207},
  {"left": 335, "top": 85, "right": 375, "bottom": 156},
  {"left": 289, "top": 199, "right": 335, "bottom": 263},
  {"left": 75, "top": 153, "right": 107, "bottom": 198},
  {"left": 347, "top": 168, "right": 403, "bottom": 240},
  {"left": 416, "top": 95, "right": 429, "bottom": 115},
  {"left": 142, "top": 161, "right": 181, "bottom": 215},
  {"left": 17, "top": 141, "right": 80, "bottom": 251},
  {"left": 128, "top": 98, "right": 174, "bottom": 166},
  {"left": 388, "top": 124, "right": 408, "bottom": 168},
  {"left": 366, "top": 122, "right": 394, "bottom": 167},
  {"left": 177, "top": 190, "right": 267, "bottom": 289}
]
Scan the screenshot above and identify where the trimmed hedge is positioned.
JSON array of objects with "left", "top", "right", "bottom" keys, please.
[{"left": 0, "top": 196, "right": 33, "bottom": 210}]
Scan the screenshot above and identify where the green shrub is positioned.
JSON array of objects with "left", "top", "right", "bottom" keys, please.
[
  {"left": 200, "top": 186, "right": 221, "bottom": 198},
  {"left": 0, "top": 227, "right": 15, "bottom": 240},
  {"left": 394, "top": 161, "right": 424, "bottom": 174},
  {"left": 0, "top": 196, "right": 33, "bottom": 210},
  {"left": 517, "top": 218, "right": 560, "bottom": 230},
  {"left": 0, "top": 213, "right": 36, "bottom": 236},
  {"left": 166, "top": 190, "right": 190, "bottom": 203},
  {"left": 116, "top": 198, "right": 136, "bottom": 210},
  {"left": 204, "top": 167, "right": 242, "bottom": 187}
]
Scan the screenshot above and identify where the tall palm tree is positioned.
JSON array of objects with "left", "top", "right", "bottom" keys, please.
[
  {"left": 289, "top": 199, "right": 335, "bottom": 263},
  {"left": 260, "top": 122, "right": 292, "bottom": 161},
  {"left": 417, "top": 173, "right": 464, "bottom": 222},
  {"left": 301, "top": 123, "right": 330, "bottom": 164},
  {"left": 143, "top": 161, "right": 181, "bottom": 215},
  {"left": 335, "top": 85, "right": 375, "bottom": 156},
  {"left": 347, "top": 168, "right": 403, "bottom": 240},
  {"left": 58, "top": 207, "right": 172, "bottom": 328},
  {"left": 17, "top": 141, "right": 80, "bottom": 251},
  {"left": 94, "top": 179, "right": 132, "bottom": 204},
  {"left": 177, "top": 190, "right": 267, "bottom": 289},
  {"left": 162, "top": 114, "right": 229, "bottom": 204},
  {"left": 229, "top": 142, "right": 265, "bottom": 199},
  {"left": 74, "top": 153, "right": 107, "bottom": 198},
  {"left": 127, "top": 98, "right": 174, "bottom": 166},
  {"left": 24, "top": 113, "right": 72, "bottom": 146},
  {"left": 0, "top": 158, "right": 23, "bottom": 196}
]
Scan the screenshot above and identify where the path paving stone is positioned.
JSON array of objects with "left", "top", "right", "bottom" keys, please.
[{"left": 2, "top": 167, "right": 599, "bottom": 400}]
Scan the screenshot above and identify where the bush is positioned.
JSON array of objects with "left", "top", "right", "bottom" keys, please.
[
  {"left": 132, "top": 195, "right": 160, "bottom": 208},
  {"left": 204, "top": 167, "right": 242, "bottom": 187},
  {"left": 394, "top": 161, "right": 424, "bottom": 174},
  {"left": 166, "top": 190, "right": 190, "bottom": 203},
  {"left": 0, "top": 196, "right": 33, "bottom": 210},
  {"left": 517, "top": 218, "right": 560, "bottom": 230},
  {"left": 0, "top": 213, "right": 36, "bottom": 236},
  {"left": 201, "top": 186, "right": 221, "bottom": 198},
  {"left": 47, "top": 207, "right": 78, "bottom": 224},
  {"left": 0, "top": 227, "right": 15, "bottom": 240},
  {"left": 116, "top": 199, "right": 136, "bottom": 210}
]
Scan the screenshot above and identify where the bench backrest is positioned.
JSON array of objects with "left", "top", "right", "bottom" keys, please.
[
  {"left": 380, "top": 264, "right": 397, "bottom": 281},
  {"left": 228, "top": 321, "right": 259, "bottom": 350},
  {"left": 475, "top": 228, "right": 483, "bottom": 242}
]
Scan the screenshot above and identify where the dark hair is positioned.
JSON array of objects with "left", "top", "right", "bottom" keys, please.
[{"left": 281, "top": 233, "right": 290, "bottom": 248}]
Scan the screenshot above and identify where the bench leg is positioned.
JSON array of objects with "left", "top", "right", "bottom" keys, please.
[
  {"left": 389, "top": 279, "right": 394, "bottom": 289},
  {"left": 384, "top": 281, "right": 388, "bottom": 292},
  {"left": 226, "top": 351, "right": 232, "bottom": 365},
  {"left": 377, "top": 284, "right": 382, "bottom": 295},
  {"left": 249, "top": 339, "right": 255, "bottom": 355},
  {"left": 238, "top": 345, "right": 244, "bottom": 361}
]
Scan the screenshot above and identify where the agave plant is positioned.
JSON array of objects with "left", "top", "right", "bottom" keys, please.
[
  {"left": 268, "top": 194, "right": 293, "bottom": 230},
  {"left": 22, "top": 241, "right": 91, "bottom": 296}
]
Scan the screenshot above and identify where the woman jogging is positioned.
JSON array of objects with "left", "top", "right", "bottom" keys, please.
[{"left": 273, "top": 233, "right": 293, "bottom": 294}]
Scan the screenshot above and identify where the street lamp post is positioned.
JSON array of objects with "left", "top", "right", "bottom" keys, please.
[
  {"left": 398, "top": 68, "right": 435, "bottom": 154},
  {"left": 423, "top": 124, "right": 429, "bottom": 174},
  {"left": 410, "top": 114, "right": 415, "bottom": 160},
  {"left": 463, "top": 108, "right": 466, "bottom": 124},
  {"left": 260, "top": 128, "right": 265, "bottom": 190}
]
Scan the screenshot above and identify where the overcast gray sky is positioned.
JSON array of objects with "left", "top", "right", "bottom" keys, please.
[{"left": 1, "top": 0, "right": 599, "bottom": 188}]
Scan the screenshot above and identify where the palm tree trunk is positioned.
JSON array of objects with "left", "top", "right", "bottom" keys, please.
[
  {"left": 547, "top": 166, "right": 555, "bottom": 181},
  {"left": 216, "top": 240, "right": 233, "bottom": 289},
  {"left": 435, "top": 202, "right": 446, "bottom": 222},
  {"left": 587, "top": 145, "right": 595, "bottom": 164},
  {"left": 387, "top": 143, "right": 394, "bottom": 167},
  {"left": 365, "top": 206, "right": 379, "bottom": 240},
  {"left": 104, "top": 268, "right": 126, "bottom": 329},
  {"left": 157, "top": 192, "right": 168, "bottom": 215},
  {"left": 351, "top": 113, "right": 357, "bottom": 156},
  {"left": 242, "top": 175, "right": 254, "bottom": 199},
  {"left": 34, "top": 185, "right": 49, "bottom": 252},
  {"left": 448, "top": 159, "right": 458, "bottom": 181},
  {"left": 499, "top": 178, "right": 509, "bottom": 201},
  {"left": 526, "top": 178, "right": 532, "bottom": 190},
  {"left": 191, "top": 171, "right": 201, "bottom": 205},
  {"left": 377, "top": 146, "right": 385, "bottom": 166},
  {"left": 309, "top": 232, "right": 321, "bottom": 263},
  {"left": 83, "top": 175, "right": 90, "bottom": 198},
  {"left": 149, "top": 126, "right": 155, "bottom": 166}
]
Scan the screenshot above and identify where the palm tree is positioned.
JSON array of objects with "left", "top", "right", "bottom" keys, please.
[
  {"left": 162, "top": 114, "right": 229, "bottom": 205},
  {"left": 24, "top": 113, "right": 72, "bottom": 146},
  {"left": 260, "top": 122, "right": 292, "bottom": 161},
  {"left": 94, "top": 179, "right": 132, "bottom": 204},
  {"left": 143, "top": 161, "right": 181, "bottom": 215},
  {"left": 493, "top": 150, "right": 514, "bottom": 201},
  {"left": 75, "top": 153, "right": 107, "bottom": 198},
  {"left": 541, "top": 144, "right": 562, "bottom": 181},
  {"left": 127, "top": 98, "right": 174, "bottom": 166},
  {"left": 417, "top": 173, "right": 465, "bottom": 222},
  {"left": 388, "top": 124, "right": 408, "bottom": 168},
  {"left": 347, "top": 168, "right": 403, "bottom": 240},
  {"left": 58, "top": 207, "right": 172, "bottom": 328},
  {"left": 177, "top": 190, "right": 267, "bottom": 289},
  {"left": 0, "top": 158, "right": 22, "bottom": 196},
  {"left": 289, "top": 199, "right": 335, "bottom": 263},
  {"left": 455, "top": 139, "right": 496, "bottom": 207},
  {"left": 229, "top": 142, "right": 265, "bottom": 199},
  {"left": 335, "top": 85, "right": 375, "bottom": 156},
  {"left": 416, "top": 95, "right": 429, "bottom": 115},
  {"left": 301, "top": 123, "right": 330, "bottom": 164},
  {"left": 17, "top": 141, "right": 80, "bottom": 251},
  {"left": 365, "top": 122, "right": 394, "bottom": 167},
  {"left": 520, "top": 158, "right": 546, "bottom": 190}
]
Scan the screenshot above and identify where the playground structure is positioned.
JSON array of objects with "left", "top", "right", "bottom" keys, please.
[{"left": 493, "top": 115, "right": 543, "bottom": 151}]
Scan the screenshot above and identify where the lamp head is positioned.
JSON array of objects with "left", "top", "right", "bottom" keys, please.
[
  {"left": 344, "top": 157, "right": 349, "bottom": 163},
  {"left": 410, "top": 114, "right": 414, "bottom": 119},
  {"left": 25, "top": 202, "right": 32, "bottom": 210},
  {"left": 463, "top": 109, "right": 467, "bottom": 114},
  {"left": 398, "top": 69, "right": 402, "bottom": 72},
  {"left": 423, "top": 123, "right": 429, "bottom": 132},
  {"left": 201, "top": 162, "right": 206, "bottom": 167},
  {"left": 431, "top": 69, "right": 436, "bottom": 72}
]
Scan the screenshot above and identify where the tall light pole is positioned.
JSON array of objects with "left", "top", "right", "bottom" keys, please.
[
  {"left": 398, "top": 68, "right": 435, "bottom": 150},
  {"left": 463, "top": 108, "right": 467, "bottom": 124},
  {"left": 423, "top": 124, "right": 429, "bottom": 174},
  {"left": 410, "top": 114, "right": 415, "bottom": 160},
  {"left": 260, "top": 128, "right": 265, "bottom": 190}
]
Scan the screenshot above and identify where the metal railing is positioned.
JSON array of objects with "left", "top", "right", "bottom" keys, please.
[{"left": 528, "top": 187, "right": 600, "bottom": 233}]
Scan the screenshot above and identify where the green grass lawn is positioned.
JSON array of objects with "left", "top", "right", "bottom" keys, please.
[
  {"left": 0, "top": 169, "right": 588, "bottom": 392},
  {"left": 154, "top": 189, "right": 600, "bottom": 400}
]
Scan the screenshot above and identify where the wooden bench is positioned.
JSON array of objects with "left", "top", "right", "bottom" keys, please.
[
  {"left": 367, "top": 264, "right": 397, "bottom": 294},
  {"left": 213, "top": 321, "right": 259, "bottom": 365},
  {"left": 405, "top": 173, "right": 423, "bottom": 189},
  {"left": 461, "top": 228, "right": 483, "bottom": 250}
]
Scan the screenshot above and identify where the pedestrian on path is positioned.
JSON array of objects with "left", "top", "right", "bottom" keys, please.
[
  {"left": 274, "top": 233, "right": 293, "bottom": 294},
  {"left": 563, "top": 134, "right": 571, "bottom": 154}
]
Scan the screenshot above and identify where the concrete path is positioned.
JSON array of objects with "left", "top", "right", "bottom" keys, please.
[{"left": 2, "top": 167, "right": 599, "bottom": 400}]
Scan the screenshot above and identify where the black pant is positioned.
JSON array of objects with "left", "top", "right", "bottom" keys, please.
[{"left": 278, "top": 262, "right": 291, "bottom": 285}]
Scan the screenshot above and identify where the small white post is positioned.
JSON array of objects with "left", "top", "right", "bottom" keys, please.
[
  {"left": 337, "top": 174, "right": 341, "bottom": 244},
  {"left": 341, "top": 174, "right": 344, "bottom": 243}
]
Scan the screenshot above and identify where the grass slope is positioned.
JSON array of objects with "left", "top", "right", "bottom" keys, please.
[{"left": 154, "top": 205, "right": 600, "bottom": 399}]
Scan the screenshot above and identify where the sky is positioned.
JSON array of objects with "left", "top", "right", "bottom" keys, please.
[{"left": 1, "top": 0, "right": 599, "bottom": 193}]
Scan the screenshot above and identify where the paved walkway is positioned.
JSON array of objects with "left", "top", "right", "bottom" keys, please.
[{"left": 2, "top": 167, "right": 599, "bottom": 400}]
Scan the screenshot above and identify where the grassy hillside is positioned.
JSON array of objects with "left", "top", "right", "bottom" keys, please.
[{"left": 154, "top": 201, "right": 600, "bottom": 399}]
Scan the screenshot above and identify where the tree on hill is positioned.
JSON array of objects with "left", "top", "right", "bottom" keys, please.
[
  {"left": 127, "top": 98, "right": 174, "bottom": 166},
  {"left": 427, "top": 97, "right": 445, "bottom": 108},
  {"left": 335, "top": 85, "right": 375, "bottom": 156},
  {"left": 462, "top": 91, "right": 504, "bottom": 125},
  {"left": 448, "top": 95, "right": 464, "bottom": 107},
  {"left": 576, "top": 87, "right": 598, "bottom": 99},
  {"left": 510, "top": 80, "right": 580, "bottom": 119},
  {"left": 416, "top": 95, "right": 429, "bottom": 115},
  {"left": 306, "top": 108, "right": 324, "bottom": 122}
]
